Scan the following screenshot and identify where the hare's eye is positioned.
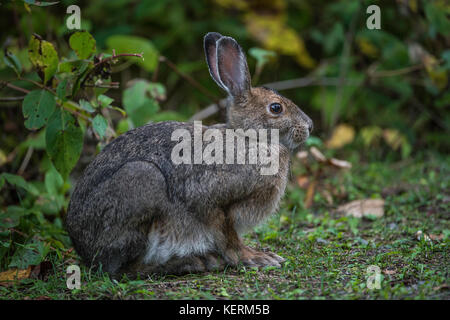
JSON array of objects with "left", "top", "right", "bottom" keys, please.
[{"left": 269, "top": 103, "right": 283, "bottom": 115}]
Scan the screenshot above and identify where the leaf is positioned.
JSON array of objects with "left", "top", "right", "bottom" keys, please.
[
  {"left": 24, "top": 0, "right": 59, "bottom": 6},
  {"left": 0, "top": 173, "right": 39, "bottom": 196},
  {"left": 44, "top": 164, "right": 63, "bottom": 196},
  {"left": 325, "top": 124, "right": 355, "bottom": 149},
  {"left": 22, "top": 89, "right": 56, "bottom": 130},
  {"left": 337, "top": 199, "right": 385, "bottom": 218},
  {"left": 123, "top": 80, "right": 160, "bottom": 127},
  {"left": 8, "top": 242, "right": 47, "bottom": 270},
  {"left": 92, "top": 114, "right": 108, "bottom": 139},
  {"left": 28, "top": 35, "right": 59, "bottom": 84},
  {"left": 56, "top": 78, "right": 68, "bottom": 101},
  {"left": 0, "top": 206, "right": 27, "bottom": 228},
  {"left": 249, "top": 47, "right": 276, "bottom": 69},
  {"left": 309, "top": 146, "right": 327, "bottom": 162},
  {"left": 69, "top": 31, "right": 96, "bottom": 60},
  {"left": 3, "top": 51, "right": 22, "bottom": 75},
  {"left": 245, "top": 13, "right": 315, "bottom": 68},
  {"left": 424, "top": 2, "right": 450, "bottom": 37},
  {"left": 106, "top": 35, "right": 158, "bottom": 71},
  {"left": 45, "top": 109, "right": 84, "bottom": 179},
  {"left": 98, "top": 94, "right": 114, "bottom": 108},
  {"left": 79, "top": 99, "right": 95, "bottom": 113},
  {"left": 0, "top": 267, "right": 32, "bottom": 287}
]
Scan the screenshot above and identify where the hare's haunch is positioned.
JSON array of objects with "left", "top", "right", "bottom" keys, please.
[{"left": 66, "top": 33, "right": 313, "bottom": 277}]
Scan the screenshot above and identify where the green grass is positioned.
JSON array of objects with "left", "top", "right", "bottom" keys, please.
[{"left": 1, "top": 152, "right": 449, "bottom": 300}]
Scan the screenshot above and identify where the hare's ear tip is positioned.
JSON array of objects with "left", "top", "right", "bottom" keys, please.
[
  {"left": 204, "top": 32, "right": 223, "bottom": 41},
  {"left": 217, "top": 36, "right": 240, "bottom": 48}
]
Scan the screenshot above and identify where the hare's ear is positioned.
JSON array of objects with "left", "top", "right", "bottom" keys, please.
[
  {"left": 204, "top": 32, "right": 226, "bottom": 91},
  {"left": 216, "top": 36, "right": 251, "bottom": 97}
]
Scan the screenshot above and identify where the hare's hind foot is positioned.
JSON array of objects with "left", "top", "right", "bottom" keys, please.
[
  {"left": 240, "top": 246, "right": 285, "bottom": 268},
  {"left": 130, "top": 252, "right": 226, "bottom": 277}
]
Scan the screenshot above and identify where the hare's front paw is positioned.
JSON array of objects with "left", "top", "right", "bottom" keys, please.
[{"left": 241, "top": 246, "right": 285, "bottom": 268}]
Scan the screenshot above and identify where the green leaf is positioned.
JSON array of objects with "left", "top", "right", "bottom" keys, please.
[
  {"left": 0, "top": 206, "right": 26, "bottom": 229},
  {"left": 425, "top": 2, "right": 450, "bottom": 37},
  {"left": 3, "top": 51, "right": 22, "bottom": 76},
  {"left": 69, "top": 31, "right": 96, "bottom": 60},
  {"left": 45, "top": 109, "right": 84, "bottom": 179},
  {"left": 45, "top": 164, "right": 63, "bottom": 196},
  {"left": 122, "top": 80, "right": 159, "bottom": 127},
  {"left": 92, "top": 114, "right": 108, "bottom": 139},
  {"left": 98, "top": 94, "right": 114, "bottom": 107},
  {"left": 0, "top": 173, "right": 39, "bottom": 196},
  {"left": 28, "top": 35, "right": 59, "bottom": 84},
  {"left": 56, "top": 78, "right": 68, "bottom": 101},
  {"left": 58, "top": 59, "right": 90, "bottom": 74},
  {"left": 24, "top": 0, "right": 59, "bottom": 6},
  {"left": 22, "top": 89, "right": 56, "bottom": 130},
  {"left": 79, "top": 99, "right": 95, "bottom": 113},
  {"left": 106, "top": 35, "right": 158, "bottom": 71},
  {"left": 249, "top": 47, "right": 276, "bottom": 68}
]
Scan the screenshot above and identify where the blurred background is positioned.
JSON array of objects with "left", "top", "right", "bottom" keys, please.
[{"left": 0, "top": 0, "right": 449, "bottom": 289}]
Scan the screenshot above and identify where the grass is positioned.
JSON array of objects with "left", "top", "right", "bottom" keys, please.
[{"left": 1, "top": 152, "right": 449, "bottom": 300}]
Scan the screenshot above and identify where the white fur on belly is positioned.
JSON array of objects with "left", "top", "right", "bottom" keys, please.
[{"left": 143, "top": 226, "right": 214, "bottom": 265}]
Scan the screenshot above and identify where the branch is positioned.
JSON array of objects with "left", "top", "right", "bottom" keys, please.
[{"left": 159, "top": 55, "right": 220, "bottom": 103}]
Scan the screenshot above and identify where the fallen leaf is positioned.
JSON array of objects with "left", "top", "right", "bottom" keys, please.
[
  {"left": 433, "top": 284, "right": 449, "bottom": 291},
  {"left": 383, "top": 269, "right": 396, "bottom": 275},
  {"left": 336, "top": 199, "right": 385, "bottom": 218},
  {"left": 296, "top": 175, "right": 309, "bottom": 189},
  {"left": 296, "top": 150, "right": 308, "bottom": 160},
  {"left": 0, "top": 266, "right": 32, "bottom": 287},
  {"left": 304, "top": 179, "right": 317, "bottom": 209},
  {"left": 428, "top": 234, "right": 444, "bottom": 241},
  {"left": 415, "top": 230, "right": 431, "bottom": 242},
  {"left": 321, "top": 189, "right": 334, "bottom": 205},
  {"left": 329, "top": 158, "right": 352, "bottom": 169},
  {"left": 310, "top": 146, "right": 326, "bottom": 162}
]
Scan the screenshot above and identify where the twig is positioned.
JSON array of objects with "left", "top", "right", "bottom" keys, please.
[
  {"left": 2, "top": 82, "right": 30, "bottom": 94},
  {"left": 0, "top": 96, "right": 25, "bottom": 102},
  {"left": 159, "top": 55, "right": 220, "bottom": 103},
  {"left": 189, "top": 99, "right": 227, "bottom": 121},
  {"left": 81, "top": 51, "right": 144, "bottom": 88},
  {"left": 329, "top": 12, "right": 359, "bottom": 131},
  {"left": 17, "top": 146, "right": 33, "bottom": 176}
]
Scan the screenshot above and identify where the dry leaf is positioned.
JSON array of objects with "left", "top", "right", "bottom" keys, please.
[
  {"left": 304, "top": 180, "right": 317, "bottom": 208},
  {"left": 429, "top": 234, "right": 444, "bottom": 241},
  {"left": 296, "top": 151, "right": 308, "bottom": 160},
  {"left": 415, "top": 230, "right": 431, "bottom": 242},
  {"left": 296, "top": 175, "right": 309, "bottom": 189},
  {"left": 310, "top": 146, "right": 326, "bottom": 162},
  {"left": 0, "top": 266, "right": 32, "bottom": 287},
  {"left": 325, "top": 124, "right": 355, "bottom": 149},
  {"left": 329, "top": 158, "right": 352, "bottom": 169},
  {"left": 383, "top": 269, "right": 396, "bottom": 275},
  {"left": 321, "top": 189, "right": 334, "bottom": 205},
  {"left": 337, "top": 199, "right": 385, "bottom": 218},
  {"left": 433, "top": 284, "right": 449, "bottom": 291}
]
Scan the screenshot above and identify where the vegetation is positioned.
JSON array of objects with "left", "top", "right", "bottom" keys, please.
[{"left": 0, "top": 0, "right": 448, "bottom": 299}]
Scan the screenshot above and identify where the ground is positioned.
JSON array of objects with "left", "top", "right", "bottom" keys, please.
[{"left": 1, "top": 152, "right": 449, "bottom": 299}]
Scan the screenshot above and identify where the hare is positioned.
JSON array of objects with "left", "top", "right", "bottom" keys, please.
[{"left": 66, "top": 32, "right": 313, "bottom": 278}]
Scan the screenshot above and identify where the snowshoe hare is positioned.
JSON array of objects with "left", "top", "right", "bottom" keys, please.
[{"left": 66, "top": 32, "right": 313, "bottom": 278}]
